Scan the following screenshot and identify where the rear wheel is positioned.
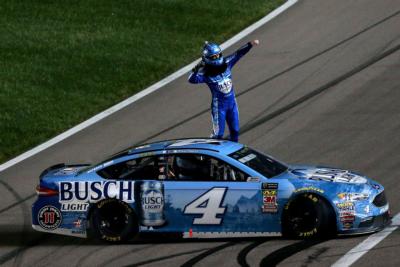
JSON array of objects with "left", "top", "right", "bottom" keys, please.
[
  {"left": 282, "top": 193, "right": 335, "bottom": 238},
  {"left": 90, "top": 199, "right": 138, "bottom": 243}
]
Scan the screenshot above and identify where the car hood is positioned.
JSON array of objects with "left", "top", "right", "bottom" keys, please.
[{"left": 288, "top": 165, "right": 368, "bottom": 184}]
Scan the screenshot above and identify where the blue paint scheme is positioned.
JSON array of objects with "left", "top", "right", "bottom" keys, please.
[{"left": 32, "top": 139, "right": 390, "bottom": 238}]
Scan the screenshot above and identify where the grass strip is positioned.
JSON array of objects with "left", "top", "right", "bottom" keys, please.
[{"left": 0, "top": 0, "right": 284, "bottom": 163}]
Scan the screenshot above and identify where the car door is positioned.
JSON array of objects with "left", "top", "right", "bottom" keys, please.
[{"left": 161, "top": 152, "right": 272, "bottom": 237}]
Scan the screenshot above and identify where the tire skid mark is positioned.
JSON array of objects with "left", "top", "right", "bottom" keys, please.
[
  {"left": 0, "top": 180, "right": 31, "bottom": 266},
  {"left": 136, "top": 8, "right": 400, "bottom": 145},
  {"left": 29, "top": 237, "right": 87, "bottom": 267},
  {"left": 240, "top": 42, "right": 400, "bottom": 135},
  {"left": 259, "top": 239, "right": 326, "bottom": 267},
  {"left": 237, "top": 240, "right": 267, "bottom": 267},
  {"left": 123, "top": 248, "right": 208, "bottom": 267},
  {"left": 75, "top": 245, "right": 109, "bottom": 267},
  {"left": 242, "top": 34, "right": 355, "bottom": 130},
  {"left": 0, "top": 234, "right": 48, "bottom": 265},
  {"left": 180, "top": 241, "right": 237, "bottom": 267},
  {"left": 0, "top": 193, "right": 35, "bottom": 215},
  {"left": 301, "top": 247, "right": 329, "bottom": 267},
  {"left": 97, "top": 245, "right": 153, "bottom": 267}
]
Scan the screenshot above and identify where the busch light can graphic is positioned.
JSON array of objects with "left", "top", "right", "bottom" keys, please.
[{"left": 140, "top": 181, "right": 165, "bottom": 226}]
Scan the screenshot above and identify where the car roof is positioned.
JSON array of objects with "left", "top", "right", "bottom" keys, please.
[{"left": 110, "top": 138, "right": 244, "bottom": 160}]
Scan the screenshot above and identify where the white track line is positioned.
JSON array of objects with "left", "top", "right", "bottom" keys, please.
[
  {"left": 332, "top": 212, "right": 400, "bottom": 267},
  {"left": 0, "top": 0, "right": 298, "bottom": 173}
]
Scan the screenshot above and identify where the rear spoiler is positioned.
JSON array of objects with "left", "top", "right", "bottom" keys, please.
[{"left": 39, "top": 163, "right": 91, "bottom": 179}]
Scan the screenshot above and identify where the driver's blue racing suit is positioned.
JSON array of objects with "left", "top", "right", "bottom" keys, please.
[{"left": 188, "top": 42, "right": 253, "bottom": 142}]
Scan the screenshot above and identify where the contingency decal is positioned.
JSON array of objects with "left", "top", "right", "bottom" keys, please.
[
  {"left": 262, "top": 183, "right": 278, "bottom": 213},
  {"left": 183, "top": 187, "right": 227, "bottom": 225},
  {"left": 336, "top": 202, "right": 355, "bottom": 229},
  {"left": 337, "top": 192, "right": 369, "bottom": 201},
  {"left": 71, "top": 217, "right": 86, "bottom": 235},
  {"left": 38, "top": 205, "right": 62, "bottom": 230}
]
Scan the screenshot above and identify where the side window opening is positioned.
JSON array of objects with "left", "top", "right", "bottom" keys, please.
[
  {"left": 98, "top": 156, "right": 161, "bottom": 180},
  {"left": 167, "top": 154, "right": 249, "bottom": 182}
]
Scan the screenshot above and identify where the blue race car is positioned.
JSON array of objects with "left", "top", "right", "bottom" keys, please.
[{"left": 32, "top": 139, "right": 390, "bottom": 242}]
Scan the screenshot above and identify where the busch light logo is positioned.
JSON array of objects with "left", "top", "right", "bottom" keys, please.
[
  {"left": 141, "top": 190, "right": 164, "bottom": 213},
  {"left": 59, "top": 181, "right": 134, "bottom": 203},
  {"left": 140, "top": 181, "right": 165, "bottom": 226},
  {"left": 217, "top": 78, "right": 232, "bottom": 94}
]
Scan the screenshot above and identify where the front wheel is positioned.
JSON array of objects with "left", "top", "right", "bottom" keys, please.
[
  {"left": 90, "top": 199, "right": 138, "bottom": 243},
  {"left": 282, "top": 194, "right": 335, "bottom": 238}
]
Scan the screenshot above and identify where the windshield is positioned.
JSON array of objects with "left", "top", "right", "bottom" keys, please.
[{"left": 229, "top": 147, "right": 288, "bottom": 178}]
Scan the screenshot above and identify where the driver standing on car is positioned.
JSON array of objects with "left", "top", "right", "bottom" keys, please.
[{"left": 188, "top": 39, "right": 259, "bottom": 142}]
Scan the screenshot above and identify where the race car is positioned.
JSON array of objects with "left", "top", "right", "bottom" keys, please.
[{"left": 32, "top": 138, "right": 390, "bottom": 242}]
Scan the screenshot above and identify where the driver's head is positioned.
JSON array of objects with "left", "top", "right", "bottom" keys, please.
[{"left": 202, "top": 41, "right": 224, "bottom": 66}]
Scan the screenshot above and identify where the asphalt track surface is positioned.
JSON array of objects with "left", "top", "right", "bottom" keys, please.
[{"left": 1, "top": 0, "right": 400, "bottom": 266}]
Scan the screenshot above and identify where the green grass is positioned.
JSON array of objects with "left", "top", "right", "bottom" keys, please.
[{"left": 0, "top": 0, "right": 284, "bottom": 164}]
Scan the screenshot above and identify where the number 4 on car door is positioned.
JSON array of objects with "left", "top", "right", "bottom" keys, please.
[{"left": 183, "top": 187, "right": 228, "bottom": 225}]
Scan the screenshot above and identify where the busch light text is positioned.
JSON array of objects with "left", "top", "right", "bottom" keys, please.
[
  {"left": 59, "top": 181, "right": 134, "bottom": 203},
  {"left": 140, "top": 181, "right": 165, "bottom": 226}
]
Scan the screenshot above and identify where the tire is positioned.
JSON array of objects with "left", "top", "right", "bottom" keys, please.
[
  {"left": 282, "top": 193, "right": 335, "bottom": 239},
  {"left": 90, "top": 199, "right": 138, "bottom": 243}
]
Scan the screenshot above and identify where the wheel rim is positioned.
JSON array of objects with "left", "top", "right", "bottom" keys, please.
[
  {"left": 98, "top": 203, "right": 129, "bottom": 236},
  {"left": 288, "top": 197, "right": 318, "bottom": 233}
]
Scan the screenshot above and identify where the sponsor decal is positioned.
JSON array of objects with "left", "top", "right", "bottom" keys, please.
[
  {"left": 262, "top": 183, "right": 278, "bottom": 190},
  {"left": 340, "top": 210, "right": 355, "bottom": 229},
  {"left": 262, "top": 183, "right": 278, "bottom": 213},
  {"left": 59, "top": 181, "right": 134, "bottom": 203},
  {"left": 337, "top": 192, "right": 369, "bottom": 201},
  {"left": 340, "top": 211, "right": 355, "bottom": 222},
  {"left": 140, "top": 181, "right": 166, "bottom": 226},
  {"left": 342, "top": 222, "right": 353, "bottom": 229},
  {"left": 73, "top": 219, "right": 82, "bottom": 228},
  {"left": 217, "top": 78, "right": 233, "bottom": 94},
  {"left": 38, "top": 205, "right": 62, "bottom": 230},
  {"left": 293, "top": 187, "right": 324, "bottom": 194},
  {"left": 246, "top": 177, "right": 260, "bottom": 182},
  {"left": 87, "top": 160, "right": 114, "bottom": 173},
  {"left": 133, "top": 145, "right": 151, "bottom": 150},
  {"left": 55, "top": 167, "right": 77, "bottom": 175},
  {"left": 238, "top": 154, "right": 256, "bottom": 163},
  {"left": 141, "top": 190, "right": 163, "bottom": 212},
  {"left": 71, "top": 217, "right": 86, "bottom": 234},
  {"left": 339, "top": 210, "right": 355, "bottom": 229},
  {"left": 306, "top": 168, "right": 367, "bottom": 184},
  {"left": 61, "top": 202, "right": 89, "bottom": 212},
  {"left": 138, "top": 152, "right": 156, "bottom": 157},
  {"left": 336, "top": 202, "right": 355, "bottom": 211},
  {"left": 169, "top": 139, "right": 219, "bottom": 147},
  {"left": 171, "top": 149, "right": 201, "bottom": 154}
]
